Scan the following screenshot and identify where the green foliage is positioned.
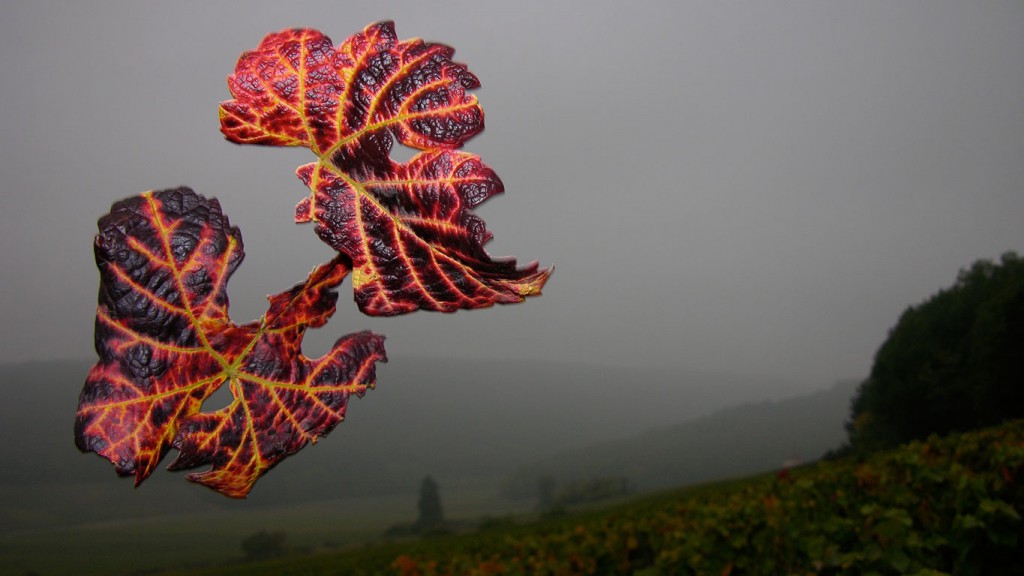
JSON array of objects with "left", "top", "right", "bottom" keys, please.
[
  {"left": 383, "top": 422, "right": 1024, "bottom": 575},
  {"left": 849, "top": 252, "right": 1024, "bottom": 451},
  {"left": 175, "top": 420, "right": 1024, "bottom": 576}
]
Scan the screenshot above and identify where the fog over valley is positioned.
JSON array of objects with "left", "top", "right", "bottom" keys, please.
[{"left": 1, "top": 2, "right": 1022, "bottom": 572}]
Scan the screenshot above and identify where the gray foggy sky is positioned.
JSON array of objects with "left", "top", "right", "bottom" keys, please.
[{"left": 1, "top": 0, "right": 1022, "bottom": 383}]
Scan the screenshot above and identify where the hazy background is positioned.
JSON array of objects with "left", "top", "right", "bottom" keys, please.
[
  {"left": 2, "top": 0, "right": 1023, "bottom": 381},
  {"left": 2, "top": 2, "right": 1023, "bottom": 572}
]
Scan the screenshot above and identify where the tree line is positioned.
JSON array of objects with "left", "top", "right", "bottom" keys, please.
[{"left": 846, "top": 251, "right": 1024, "bottom": 451}]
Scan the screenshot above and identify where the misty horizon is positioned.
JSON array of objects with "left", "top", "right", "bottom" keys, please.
[
  {"left": 2, "top": 5, "right": 1022, "bottom": 573},
  {"left": 3, "top": 1, "right": 1023, "bottom": 386}
]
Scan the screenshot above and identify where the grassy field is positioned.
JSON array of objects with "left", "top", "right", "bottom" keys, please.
[{"left": 163, "top": 420, "right": 1024, "bottom": 576}]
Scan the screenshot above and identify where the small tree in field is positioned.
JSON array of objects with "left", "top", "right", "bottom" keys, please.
[{"left": 416, "top": 475, "right": 444, "bottom": 530}]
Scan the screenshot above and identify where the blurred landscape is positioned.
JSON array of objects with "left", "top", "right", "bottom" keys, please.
[
  {"left": 5, "top": 254, "right": 1017, "bottom": 575},
  {"left": 0, "top": 357, "right": 852, "bottom": 574},
  {"left": 1, "top": 2, "right": 1021, "bottom": 574},
  {"left": 3, "top": 256, "right": 1021, "bottom": 575}
]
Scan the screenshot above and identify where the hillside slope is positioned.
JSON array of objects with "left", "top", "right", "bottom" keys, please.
[
  {"left": 192, "top": 419, "right": 1024, "bottom": 576},
  {"left": 0, "top": 358, "right": 824, "bottom": 528},
  {"left": 506, "top": 379, "right": 858, "bottom": 495}
]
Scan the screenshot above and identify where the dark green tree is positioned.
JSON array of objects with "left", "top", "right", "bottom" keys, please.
[
  {"left": 848, "top": 251, "right": 1024, "bottom": 451},
  {"left": 415, "top": 475, "right": 444, "bottom": 530}
]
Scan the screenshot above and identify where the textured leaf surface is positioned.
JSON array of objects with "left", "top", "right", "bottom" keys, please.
[
  {"left": 75, "top": 188, "right": 386, "bottom": 498},
  {"left": 220, "top": 21, "right": 550, "bottom": 315}
]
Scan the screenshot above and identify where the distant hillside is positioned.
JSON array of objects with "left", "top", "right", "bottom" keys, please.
[
  {"left": 505, "top": 379, "right": 859, "bottom": 497},
  {"left": 316, "top": 420, "right": 1024, "bottom": 576},
  {"left": 0, "top": 357, "right": 826, "bottom": 530}
]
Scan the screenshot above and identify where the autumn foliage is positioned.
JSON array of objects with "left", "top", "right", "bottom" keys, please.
[
  {"left": 220, "top": 22, "right": 548, "bottom": 315},
  {"left": 76, "top": 22, "right": 549, "bottom": 498}
]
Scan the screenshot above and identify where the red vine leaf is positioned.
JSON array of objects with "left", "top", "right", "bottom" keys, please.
[
  {"left": 74, "top": 188, "right": 386, "bottom": 498},
  {"left": 220, "top": 21, "right": 551, "bottom": 315},
  {"left": 219, "top": 23, "right": 483, "bottom": 153},
  {"left": 294, "top": 151, "right": 549, "bottom": 314}
]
